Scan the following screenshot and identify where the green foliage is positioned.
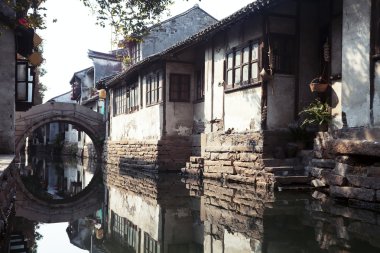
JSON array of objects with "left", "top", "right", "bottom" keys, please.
[
  {"left": 79, "top": 0, "right": 199, "bottom": 39},
  {"left": 299, "top": 99, "right": 332, "bottom": 128},
  {"left": 7, "top": 0, "right": 48, "bottom": 30}
]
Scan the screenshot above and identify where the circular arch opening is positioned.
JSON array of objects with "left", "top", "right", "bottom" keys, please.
[{"left": 15, "top": 105, "right": 105, "bottom": 203}]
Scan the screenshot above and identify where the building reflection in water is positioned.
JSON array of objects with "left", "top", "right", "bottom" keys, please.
[{"left": 10, "top": 162, "right": 380, "bottom": 253}]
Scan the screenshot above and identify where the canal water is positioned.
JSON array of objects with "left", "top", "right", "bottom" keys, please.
[{"left": 8, "top": 155, "right": 380, "bottom": 253}]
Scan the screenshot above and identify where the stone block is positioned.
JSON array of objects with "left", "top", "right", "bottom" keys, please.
[
  {"left": 346, "top": 175, "right": 380, "bottom": 190},
  {"left": 367, "top": 166, "right": 380, "bottom": 177},
  {"left": 328, "top": 174, "right": 347, "bottom": 186},
  {"left": 377, "top": 190, "right": 380, "bottom": 202},
  {"left": 233, "top": 161, "right": 256, "bottom": 169},
  {"left": 310, "top": 167, "right": 324, "bottom": 178},
  {"left": 330, "top": 139, "right": 380, "bottom": 157},
  {"left": 330, "top": 186, "right": 375, "bottom": 202},
  {"left": 312, "top": 191, "right": 327, "bottom": 200},
  {"left": 312, "top": 159, "right": 335, "bottom": 169},
  {"left": 311, "top": 179, "right": 326, "bottom": 187},
  {"left": 333, "top": 163, "right": 354, "bottom": 177},
  {"left": 204, "top": 160, "right": 232, "bottom": 166}
]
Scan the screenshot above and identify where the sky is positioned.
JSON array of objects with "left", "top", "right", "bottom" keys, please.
[
  {"left": 39, "top": 0, "right": 254, "bottom": 102},
  {"left": 37, "top": 222, "right": 88, "bottom": 253}
]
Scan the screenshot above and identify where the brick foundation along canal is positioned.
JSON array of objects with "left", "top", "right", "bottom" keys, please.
[{"left": 2, "top": 153, "right": 380, "bottom": 253}]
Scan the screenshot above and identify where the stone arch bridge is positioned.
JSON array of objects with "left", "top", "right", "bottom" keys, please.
[
  {"left": 15, "top": 102, "right": 105, "bottom": 158},
  {"left": 13, "top": 102, "right": 106, "bottom": 222}
]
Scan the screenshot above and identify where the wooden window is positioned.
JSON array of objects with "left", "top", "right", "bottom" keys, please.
[
  {"left": 195, "top": 69, "right": 204, "bottom": 101},
  {"left": 16, "top": 60, "right": 34, "bottom": 102},
  {"left": 113, "top": 86, "right": 126, "bottom": 116},
  {"left": 144, "top": 232, "right": 160, "bottom": 253},
  {"left": 127, "top": 83, "right": 139, "bottom": 113},
  {"left": 225, "top": 41, "right": 260, "bottom": 90},
  {"left": 146, "top": 72, "right": 162, "bottom": 106},
  {"left": 130, "top": 42, "right": 141, "bottom": 64},
  {"left": 270, "top": 34, "right": 295, "bottom": 74},
  {"left": 113, "top": 83, "right": 139, "bottom": 116},
  {"left": 169, "top": 74, "right": 191, "bottom": 102}
]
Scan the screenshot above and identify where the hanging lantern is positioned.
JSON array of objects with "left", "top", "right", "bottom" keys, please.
[
  {"left": 28, "top": 52, "right": 43, "bottom": 66},
  {"left": 98, "top": 89, "right": 107, "bottom": 99},
  {"left": 33, "top": 33, "right": 43, "bottom": 47}
]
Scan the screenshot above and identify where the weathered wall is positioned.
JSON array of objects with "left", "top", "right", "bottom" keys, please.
[
  {"left": 0, "top": 26, "right": 15, "bottom": 154},
  {"left": 203, "top": 15, "right": 263, "bottom": 134},
  {"left": 142, "top": 6, "right": 216, "bottom": 58},
  {"left": 110, "top": 104, "right": 162, "bottom": 140},
  {"left": 225, "top": 87, "right": 262, "bottom": 132},
  {"left": 341, "top": 0, "right": 371, "bottom": 127},
  {"left": 165, "top": 62, "right": 194, "bottom": 136}
]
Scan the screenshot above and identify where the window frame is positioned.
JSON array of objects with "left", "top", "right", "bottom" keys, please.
[
  {"left": 195, "top": 68, "right": 205, "bottom": 102},
  {"left": 113, "top": 83, "right": 139, "bottom": 116},
  {"left": 225, "top": 40, "right": 261, "bottom": 90},
  {"left": 269, "top": 33, "right": 296, "bottom": 75},
  {"left": 169, "top": 73, "right": 191, "bottom": 102},
  {"left": 146, "top": 72, "right": 162, "bottom": 106},
  {"left": 144, "top": 232, "right": 160, "bottom": 253}
]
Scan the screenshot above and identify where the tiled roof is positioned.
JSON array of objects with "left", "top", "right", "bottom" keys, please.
[{"left": 107, "top": 0, "right": 280, "bottom": 88}]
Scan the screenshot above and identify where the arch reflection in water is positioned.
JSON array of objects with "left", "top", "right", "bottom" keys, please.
[
  {"left": 19, "top": 154, "right": 95, "bottom": 199},
  {"left": 14, "top": 155, "right": 103, "bottom": 224}
]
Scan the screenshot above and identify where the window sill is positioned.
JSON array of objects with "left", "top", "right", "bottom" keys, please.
[
  {"left": 193, "top": 98, "right": 204, "bottom": 104},
  {"left": 225, "top": 81, "right": 262, "bottom": 93},
  {"left": 146, "top": 101, "right": 163, "bottom": 108}
]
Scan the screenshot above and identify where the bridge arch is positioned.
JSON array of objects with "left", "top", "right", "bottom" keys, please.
[
  {"left": 15, "top": 102, "right": 105, "bottom": 160},
  {"left": 14, "top": 102, "right": 106, "bottom": 222}
]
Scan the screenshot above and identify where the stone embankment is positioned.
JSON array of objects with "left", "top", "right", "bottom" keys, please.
[
  {"left": 183, "top": 131, "right": 312, "bottom": 187},
  {"left": 104, "top": 136, "right": 192, "bottom": 171},
  {"left": 310, "top": 129, "right": 380, "bottom": 209}
]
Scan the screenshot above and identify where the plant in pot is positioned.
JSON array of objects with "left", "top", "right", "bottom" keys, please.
[{"left": 299, "top": 99, "right": 332, "bottom": 132}]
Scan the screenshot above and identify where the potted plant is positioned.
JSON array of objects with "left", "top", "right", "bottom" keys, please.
[
  {"left": 309, "top": 76, "right": 329, "bottom": 93},
  {"left": 299, "top": 99, "right": 332, "bottom": 132}
]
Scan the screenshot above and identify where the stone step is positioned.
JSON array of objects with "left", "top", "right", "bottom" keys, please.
[
  {"left": 264, "top": 165, "right": 301, "bottom": 173},
  {"left": 262, "top": 158, "right": 299, "bottom": 167},
  {"left": 271, "top": 168, "right": 308, "bottom": 177},
  {"left": 274, "top": 175, "right": 311, "bottom": 185},
  {"left": 277, "top": 185, "right": 314, "bottom": 191}
]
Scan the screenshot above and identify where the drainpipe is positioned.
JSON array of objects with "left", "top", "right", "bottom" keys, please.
[
  {"left": 162, "top": 61, "right": 167, "bottom": 136},
  {"left": 211, "top": 40, "right": 215, "bottom": 132}
]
